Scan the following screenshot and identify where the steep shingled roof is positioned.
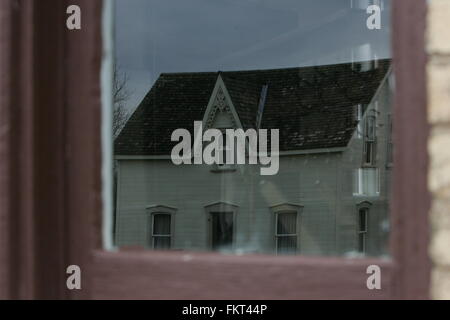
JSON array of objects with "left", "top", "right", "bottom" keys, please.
[{"left": 115, "top": 60, "right": 391, "bottom": 155}]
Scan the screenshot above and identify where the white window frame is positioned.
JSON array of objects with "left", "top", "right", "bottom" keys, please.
[
  {"left": 356, "top": 104, "right": 363, "bottom": 139},
  {"left": 204, "top": 202, "right": 238, "bottom": 251},
  {"left": 270, "top": 203, "right": 303, "bottom": 255},
  {"left": 353, "top": 167, "right": 380, "bottom": 196},
  {"left": 151, "top": 213, "right": 172, "bottom": 249},
  {"left": 214, "top": 128, "right": 236, "bottom": 172},
  {"left": 146, "top": 205, "right": 177, "bottom": 250},
  {"left": 356, "top": 202, "right": 372, "bottom": 255},
  {"left": 275, "top": 212, "right": 298, "bottom": 255}
]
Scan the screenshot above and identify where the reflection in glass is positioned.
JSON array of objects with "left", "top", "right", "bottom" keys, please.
[
  {"left": 358, "top": 208, "right": 368, "bottom": 254},
  {"left": 151, "top": 214, "right": 172, "bottom": 250},
  {"left": 111, "top": 0, "right": 393, "bottom": 257},
  {"left": 276, "top": 212, "right": 298, "bottom": 255},
  {"left": 211, "top": 213, "right": 234, "bottom": 251}
]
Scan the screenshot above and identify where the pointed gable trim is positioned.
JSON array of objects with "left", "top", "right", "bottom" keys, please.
[{"left": 202, "top": 74, "right": 244, "bottom": 130}]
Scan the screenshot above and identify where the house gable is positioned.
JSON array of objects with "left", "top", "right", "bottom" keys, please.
[
  {"left": 202, "top": 75, "right": 243, "bottom": 130},
  {"left": 114, "top": 60, "right": 392, "bottom": 156}
]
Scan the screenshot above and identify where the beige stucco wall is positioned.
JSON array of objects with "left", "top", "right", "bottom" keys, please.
[{"left": 427, "top": 0, "right": 450, "bottom": 300}]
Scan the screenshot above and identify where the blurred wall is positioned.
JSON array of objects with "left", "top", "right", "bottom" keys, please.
[{"left": 427, "top": 0, "right": 450, "bottom": 300}]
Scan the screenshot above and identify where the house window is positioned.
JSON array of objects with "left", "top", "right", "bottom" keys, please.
[
  {"left": 358, "top": 208, "right": 369, "bottom": 254},
  {"left": 270, "top": 204, "right": 302, "bottom": 255},
  {"left": 146, "top": 205, "right": 177, "bottom": 250},
  {"left": 205, "top": 202, "right": 238, "bottom": 252},
  {"left": 210, "top": 212, "right": 234, "bottom": 251},
  {"left": 275, "top": 212, "right": 298, "bottom": 255},
  {"left": 219, "top": 129, "right": 227, "bottom": 166},
  {"left": 151, "top": 214, "right": 172, "bottom": 249},
  {"left": 353, "top": 168, "right": 380, "bottom": 196},
  {"left": 218, "top": 129, "right": 233, "bottom": 169},
  {"left": 363, "top": 115, "right": 377, "bottom": 166},
  {"left": 208, "top": 128, "right": 237, "bottom": 172}
]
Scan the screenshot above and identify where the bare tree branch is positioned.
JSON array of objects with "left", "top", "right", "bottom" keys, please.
[{"left": 113, "top": 67, "right": 131, "bottom": 138}]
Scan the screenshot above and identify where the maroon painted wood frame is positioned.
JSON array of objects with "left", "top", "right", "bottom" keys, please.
[{"left": 0, "top": 0, "right": 430, "bottom": 299}]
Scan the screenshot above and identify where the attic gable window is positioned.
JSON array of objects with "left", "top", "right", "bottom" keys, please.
[
  {"left": 203, "top": 77, "right": 241, "bottom": 172},
  {"left": 203, "top": 80, "right": 240, "bottom": 131},
  {"left": 216, "top": 128, "right": 236, "bottom": 171}
]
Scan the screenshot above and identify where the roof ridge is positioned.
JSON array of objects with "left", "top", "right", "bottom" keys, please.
[
  {"left": 160, "top": 71, "right": 218, "bottom": 76},
  {"left": 158, "top": 59, "right": 392, "bottom": 77}
]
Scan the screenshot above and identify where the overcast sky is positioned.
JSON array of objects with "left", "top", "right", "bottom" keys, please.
[{"left": 115, "top": 0, "right": 391, "bottom": 112}]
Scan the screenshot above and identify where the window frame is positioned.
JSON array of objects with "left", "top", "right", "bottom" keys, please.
[
  {"left": 0, "top": 0, "right": 431, "bottom": 299},
  {"left": 146, "top": 205, "right": 177, "bottom": 250},
  {"left": 210, "top": 212, "right": 235, "bottom": 251},
  {"left": 151, "top": 214, "right": 172, "bottom": 250},
  {"left": 204, "top": 202, "right": 238, "bottom": 251},
  {"left": 363, "top": 114, "right": 377, "bottom": 166},
  {"left": 271, "top": 203, "right": 303, "bottom": 255},
  {"left": 358, "top": 208, "right": 368, "bottom": 254},
  {"left": 275, "top": 212, "right": 298, "bottom": 255},
  {"left": 212, "top": 128, "right": 237, "bottom": 172},
  {"left": 356, "top": 202, "right": 373, "bottom": 255}
]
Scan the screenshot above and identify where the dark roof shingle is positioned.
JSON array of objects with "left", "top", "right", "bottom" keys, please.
[{"left": 115, "top": 60, "right": 391, "bottom": 155}]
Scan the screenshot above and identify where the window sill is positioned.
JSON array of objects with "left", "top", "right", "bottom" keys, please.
[
  {"left": 210, "top": 166, "right": 237, "bottom": 173},
  {"left": 361, "top": 164, "right": 378, "bottom": 168},
  {"left": 352, "top": 193, "right": 381, "bottom": 198}
]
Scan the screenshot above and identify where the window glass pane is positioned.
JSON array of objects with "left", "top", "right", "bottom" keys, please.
[
  {"left": 153, "top": 214, "right": 171, "bottom": 235},
  {"left": 110, "top": 0, "right": 393, "bottom": 257},
  {"left": 359, "top": 209, "right": 367, "bottom": 232},
  {"left": 277, "top": 236, "right": 297, "bottom": 255},
  {"left": 153, "top": 236, "right": 171, "bottom": 250},
  {"left": 211, "top": 213, "right": 234, "bottom": 251},
  {"left": 277, "top": 213, "right": 297, "bottom": 235},
  {"left": 358, "top": 233, "right": 366, "bottom": 253},
  {"left": 354, "top": 168, "right": 380, "bottom": 196},
  {"left": 366, "top": 117, "right": 376, "bottom": 141}
]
